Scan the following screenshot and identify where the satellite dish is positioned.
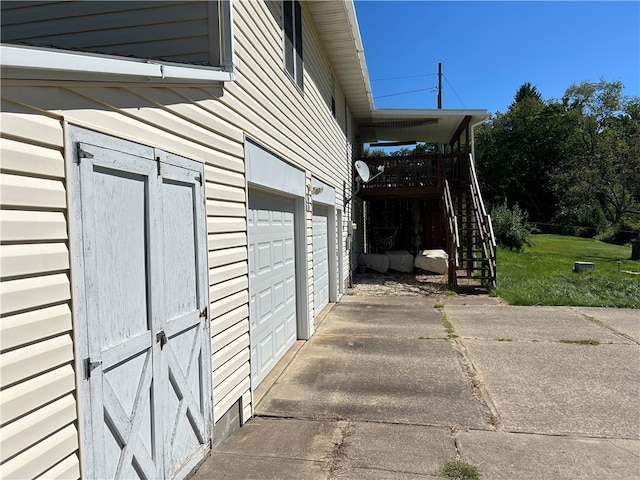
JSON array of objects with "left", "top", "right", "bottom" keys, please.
[{"left": 354, "top": 160, "right": 371, "bottom": 182}]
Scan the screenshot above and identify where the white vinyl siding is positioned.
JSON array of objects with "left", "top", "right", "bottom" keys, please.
[
  {"left": 0, "top": 108, "right": 79, "bottom": 479},
  {"left": 1, "top": 0, "right": 357, "bottom": 475}
]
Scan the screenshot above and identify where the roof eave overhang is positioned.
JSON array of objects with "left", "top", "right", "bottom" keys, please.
[
  {"left": 306, "top": 1, "right": 374, "bottom": 120},
  {"left": 360, "top": 108, "right": 490, "bottom": 144},
  {"left": 308, "top": 2, "right": 490, "bottom": 145}
]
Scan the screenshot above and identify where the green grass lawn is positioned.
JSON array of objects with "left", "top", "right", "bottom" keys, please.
[{"left": 493, "top": 234, "right": 640, "bottom": 308}]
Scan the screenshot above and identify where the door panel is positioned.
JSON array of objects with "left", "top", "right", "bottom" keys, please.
[
  {"left": 159, "top": 162, "right": 210, "bottom": 478},
  {"left": 73, "top": 135, "right": 210, "bottom": 480},
  {"left": 248, "top": 190, "right": 297, "bottom": 387},
  {"left": 78, "top": 145, "right": 161, "bottom": 480}
]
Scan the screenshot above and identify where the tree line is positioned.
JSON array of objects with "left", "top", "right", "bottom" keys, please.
[{"left": 475, "top": 80, "right": 639, "bottom": 244}]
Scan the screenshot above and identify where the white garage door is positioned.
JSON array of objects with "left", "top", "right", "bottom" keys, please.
[
  {"left": 248, "top": 190, "right": 297, "bottom": 387},
  {"left": 313, "top": 205, "right": 330, "bottom": 315}
]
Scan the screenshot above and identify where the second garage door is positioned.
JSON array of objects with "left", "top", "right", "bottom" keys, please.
[
  {"left": 248, "top": 190, "right": 297, "bottom": 387},
  {"left": 312, "top": 205, "right": 330, "bottom": 314}
]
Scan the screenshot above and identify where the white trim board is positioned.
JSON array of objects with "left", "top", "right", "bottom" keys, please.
[
  {"left": 0, "top": 45, "right": 235, "bottom": 83},
  {"left": 245, "top": 140, "right": 305, "bottom": 197}
]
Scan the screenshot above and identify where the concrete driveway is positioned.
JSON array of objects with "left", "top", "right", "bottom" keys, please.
[{"left": 193, "top": 295, "right": 640, "bottom": 479}]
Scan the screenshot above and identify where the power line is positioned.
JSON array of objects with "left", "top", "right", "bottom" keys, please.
[
  {"left": 370, "top": 73, "right": 439, "bottom": 82},
  {"left": 374, "top": 86, "right": 438, "bottom": 99},
  {"left": 370, "top": 73, "right": 466, "bottom": 107},
  {"left": 443, "top": 75, "right": 466, "bottom": 108}
]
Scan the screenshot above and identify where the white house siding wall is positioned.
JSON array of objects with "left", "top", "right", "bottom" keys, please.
[
  {"left": 0, "top": 104, "right": 80, "bottom": 479},
  {"left": 0, "top": 85, "right": 249, "bottom": 478},
  {"left": 228, "top": 0, "right": 353, "bottom": 316},
  {"left": 0, "top": 0, "right": 357, "bottom": 476}
]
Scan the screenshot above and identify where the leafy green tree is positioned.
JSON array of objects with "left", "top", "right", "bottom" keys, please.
[
  {"left": 476, "top": 83, "right": 571, "bottom": 222},
  {"left": 513, "top": 82, "right": 542, "bottom": 104},
  {"left": 476, "top": 79, "right": 639, "bottom": 243},
  {"left": 555, "top": 80, "right": 640, "bottom": 241},
  {"left": 361, "top": 147, "right": 387, "bottom": 158}
]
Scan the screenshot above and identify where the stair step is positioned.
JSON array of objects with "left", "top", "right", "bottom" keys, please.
[{"left": 456, "top": 275, "right": 494, "bottom": 281}]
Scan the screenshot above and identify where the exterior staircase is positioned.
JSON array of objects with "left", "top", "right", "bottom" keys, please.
[{"left": 442, "top": 154, "right": 496, "bottom": 290}]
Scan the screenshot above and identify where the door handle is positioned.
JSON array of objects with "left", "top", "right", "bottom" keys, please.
[{"left": 156, "top": 330, "right": 167, "bottom": 348}]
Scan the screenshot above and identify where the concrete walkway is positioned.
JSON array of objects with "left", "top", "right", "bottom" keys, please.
[{"left": 193, "top": 295, "right": 640, "bottom": 479}]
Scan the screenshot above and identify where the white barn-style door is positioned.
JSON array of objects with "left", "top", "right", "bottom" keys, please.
[
  {"left": 71, "top": 129, "right": 211, "bottom": 480},
  {"left": 158, "top": 158, "right": 211, "bottom": 478}
]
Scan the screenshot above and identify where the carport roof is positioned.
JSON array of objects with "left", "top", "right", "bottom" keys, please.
[{"left": 307, "top": 1, "right": 489, "bottom": 143}]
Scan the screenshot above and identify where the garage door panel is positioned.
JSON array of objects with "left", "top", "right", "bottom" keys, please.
[
  {"left": 274, "top": 323, "right": 286, "bottom": 350},
  {"left": 257, "top": 242, "right": 271, "bottom": 272},
  {"left": 273, "top": 240, "right": 284, "bottom": 266},
  {"left": 257, "top": 289, "right": 271, "bottom": 323},
  {"left": 274, "top": 281, "right": 285, "bottom": 311},
  {"left": 285, "top": 238, "right": 295, "bottom": 264},
  {"left": 312, "top": 206, "right": 330, "bottom": 315},
  {"left": 248, "top": 190, "right": 297, "bottom": 387}
]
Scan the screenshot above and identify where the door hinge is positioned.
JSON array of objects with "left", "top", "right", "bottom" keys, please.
[
  {"left": 76, "top": 144, "right": 94, "bottom": 163},
  {"left": 196, "top": 174, "right": 203, "bottom": 186},
  {"left": 156, "top": 156, "right": 162, "bottom": 177},
  {"left": 199, "top": 307, "right": 208, "bottom": 320},
  {"left": 84, "top": 357, "right": 101, "bottom": 379}
]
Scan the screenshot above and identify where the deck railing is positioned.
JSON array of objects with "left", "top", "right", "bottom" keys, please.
[{"left": 359, "top": 153, "right": 470, "bottom": 194}]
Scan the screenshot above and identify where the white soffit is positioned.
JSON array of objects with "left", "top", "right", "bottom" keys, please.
[
  {"left": 362, "top": 109, "right": 489, "bottom": 144},
  {"left": 306, "top": 0, "right": 374, "bottom": 121}
]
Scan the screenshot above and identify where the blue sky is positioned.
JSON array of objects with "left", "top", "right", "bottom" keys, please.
[{"left": 354, "top": 1, "right": 640, "bottom": 115}]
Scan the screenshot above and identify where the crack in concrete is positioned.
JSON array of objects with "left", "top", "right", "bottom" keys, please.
[
  {"left": 452, "top": 337, "right": 503, "bottom": 432},
  {"left": 569, "top": 307, "right": 640, "bottom": 345},
  {"left": 435, "top": 305, "right": 503, "bottom": 432},
  {"left": 326, "top": 420, "right": 356, "bottom": 480}
]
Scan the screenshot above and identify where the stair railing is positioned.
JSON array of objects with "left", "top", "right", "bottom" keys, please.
[
  {"left": 467, "top": 154, "right": 497, "bottom": 287},
  {"left": 442, "top": 179, "right": 460, "bottom": 289}
]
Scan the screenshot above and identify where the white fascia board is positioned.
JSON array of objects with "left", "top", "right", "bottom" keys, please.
[
  {"left": 344, "top": 1, "right": 374, "bottom": 111},
  {"left": 373, "top": 108, "right": 489, "bottom": 118},
  {"left": 311, "top": 177, "right": 336, "bottom": 206},
  {"left": 0, "top": 44, "right": 235, "bottom": 83}
]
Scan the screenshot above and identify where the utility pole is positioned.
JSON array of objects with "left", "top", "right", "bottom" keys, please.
[
  {"left": 437, "top": 62, "right": 442, "bottom": 109},
  {"left": 437, "top": 62, "right": 444, "bottom": 154}
]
